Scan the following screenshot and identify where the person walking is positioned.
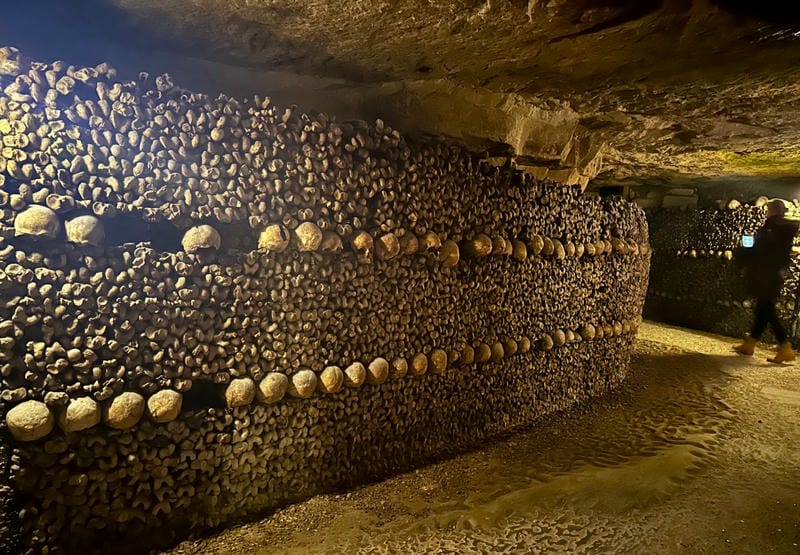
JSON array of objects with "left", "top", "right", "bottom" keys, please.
[{"left": 733, "top": 199, "right": 799, "bottom": 363}]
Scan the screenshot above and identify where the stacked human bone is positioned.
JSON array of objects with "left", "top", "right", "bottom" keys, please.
[
  {"left": 645, "top": 201, "right": 800, "bottom": 342},
  {"left": 0, "top": 47, "right": 650, "bottom": 554}
]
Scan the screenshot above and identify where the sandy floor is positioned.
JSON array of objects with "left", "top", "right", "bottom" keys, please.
[{"left": 164, "top": 322, "right": 800, "bottom": 554}]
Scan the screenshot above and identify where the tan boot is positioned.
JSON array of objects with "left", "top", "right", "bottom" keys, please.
[
  {"left": 733, "top": 336, "right": 757, "bottom": 356},
  {"left": 768, "top": 343, "right": 796, "bottom": 364}
]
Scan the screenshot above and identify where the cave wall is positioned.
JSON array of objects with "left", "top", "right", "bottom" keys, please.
[
  {"left": 644, "top": 203, "right": 800, "bottom": 343},
  {"left": 630, "top": 179, "right": 800, "bottom": 212},
  {"left": 0, "top": 47, "right": 650, "bottom": 553}
]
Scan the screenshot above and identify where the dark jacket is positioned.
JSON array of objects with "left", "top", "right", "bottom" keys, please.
[{"left": 736, "top": 215, "right": 799, "bottom": 299}]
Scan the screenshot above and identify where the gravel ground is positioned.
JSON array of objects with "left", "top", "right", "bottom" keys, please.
[{"left": 162, "top": 321, "right": 800, "bottom": 554}]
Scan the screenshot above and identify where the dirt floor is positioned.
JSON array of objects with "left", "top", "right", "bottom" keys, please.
[{"left": 163, "top": 322, "right": 800, "bottom": 554}]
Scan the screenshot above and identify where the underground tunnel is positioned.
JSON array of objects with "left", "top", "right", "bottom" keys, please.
[{"left": 1, "top": 0, "right": 800, "bottom": 553}]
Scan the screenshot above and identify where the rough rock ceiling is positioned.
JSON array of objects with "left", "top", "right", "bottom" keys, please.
[{"left": 4, "top": 0, "right": 800, "bottom": 185}]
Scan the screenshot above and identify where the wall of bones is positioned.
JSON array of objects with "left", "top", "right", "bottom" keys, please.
[
  {"left": 0, "top": 46, "right": 650, "bottom": 553},
  {"left": 645, "top": 202, "right": 800, "bottom": 343}
]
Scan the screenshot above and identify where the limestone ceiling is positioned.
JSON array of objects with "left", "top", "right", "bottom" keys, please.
[{"left": 4, "top": 0, "right": 800, "bottom": 185}]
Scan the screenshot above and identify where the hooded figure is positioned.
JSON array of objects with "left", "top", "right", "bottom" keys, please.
[{"left": 734, "top": 199, "right": 799, "bottom": 363}]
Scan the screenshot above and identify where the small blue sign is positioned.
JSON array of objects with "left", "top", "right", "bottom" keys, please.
[{"left": 742, "top": 235, "right": 754, "bottom": 248}]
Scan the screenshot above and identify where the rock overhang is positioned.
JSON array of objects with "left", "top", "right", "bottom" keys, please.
[{"left": 2, "top": 0, "right": 800, "bottom": 186}]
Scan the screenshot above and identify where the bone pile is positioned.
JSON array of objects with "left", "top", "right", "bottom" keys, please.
[
  {"left": 0, "top": 46, "right": 650, "bottom": 553},
  {"left": 645, "top": 201, "right": 799, "bottom": 341}
]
